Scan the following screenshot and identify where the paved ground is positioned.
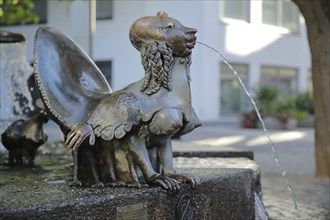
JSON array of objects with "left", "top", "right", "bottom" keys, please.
[
  {"left": 1, "top": 121, "right": 329, "bottom": 219},
  {"left": 181, "top": 124, "right": 329, "bottom": 220}
]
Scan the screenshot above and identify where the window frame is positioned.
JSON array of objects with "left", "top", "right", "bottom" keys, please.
[
  {"left": 220, "top": 0, "right": 251, "bottom": 23},
  {"left": 95, "top": 60, "right": 112, "bottom": 87},
  {"left": 261, "top": 0, "right": 299, "bottom": 33},
  {"left": 96, "top": 0, "right": 113, "bottom": 21},
  {"left": 219, "top": 0, "right": 300, "bottom": 34},
  {"left": 260, "top": 65, "right": 298, "bottom": 98}
]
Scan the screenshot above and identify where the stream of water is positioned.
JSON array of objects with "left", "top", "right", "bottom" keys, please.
[{"left": 196, "top": 41, "right": 298, "bottom": 210}]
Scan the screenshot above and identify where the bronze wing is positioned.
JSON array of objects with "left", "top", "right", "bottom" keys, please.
[
  {"left": 87, "top": 91, "right": 142, "bottom": 141},
  {"left": 33, "top": 27, "right": 112, "bottom": 130}
]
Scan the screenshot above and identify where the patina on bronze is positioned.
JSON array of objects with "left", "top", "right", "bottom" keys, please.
[
  {"left": 1, "top": 112, "right": 48, "bottom": 165},
  {"left": 1, "top": 30, "right": 48, "bottom": 165},
  {"left": 0, "top": 30, "right": 25, "bottom": 43},
  {"left": 33, "top": 12, "right": 201, "bottom": 193}
]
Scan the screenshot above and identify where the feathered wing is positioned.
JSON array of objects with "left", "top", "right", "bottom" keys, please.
[
  {"left": 87, "top": 92, "right": 142, "bottom": 141},
  {"left": 33, "top": 27, "right": 112, "bottom": 130}
]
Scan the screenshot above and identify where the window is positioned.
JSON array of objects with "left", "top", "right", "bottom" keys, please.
[
  {"left": 220, "top": 0, "right": 299, "bottom": 32},
  {"left": 95, "top": 60, "right": 112, "bottom": 86},
  {"left": 96, "top": 0, "right": 112, "bottom": 20},
  {"left": 33, "top": 0, "right": 47, "bottom": 24},
  {"left": 262, "top": 0, "right": 298, "bottom": 32},
  {"left": 220, "top": 63, "right": 249, "bottom": 115},
  {"left": 260, "top": 66, "right": 297, "bottom": 98},
  {"left": 220, "top": 0, "right": 250, "bottom": 22}
]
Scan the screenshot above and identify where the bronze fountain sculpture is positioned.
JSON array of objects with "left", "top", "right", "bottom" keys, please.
[
  {"left": 1, "top": 112, "right": 48, "bottom": 165},
  {"left": 33, "top": 12, "right": 201, "bottom": 193}
]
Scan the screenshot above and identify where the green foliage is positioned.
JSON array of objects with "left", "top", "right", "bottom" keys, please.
[
  {"left": 241, "top": 86, "right": 314, "bottom": 128},
  {"left": 271, "top": 97, "right": 294, "bottom": 121},
  {"left": 254, "top": 85, "right": 279, "bottom": 116},
  {"left": 295, "top": 92, "right": 314, "bottom": 114},
  {"left": 0, "top": 0, "right": 39, "bottom": 25},
  {"left": 271, "top": 97, "right": 309, "bottom": 122},
  {"left": 255, "top": 85, "right": 279, "bottom": 104}
]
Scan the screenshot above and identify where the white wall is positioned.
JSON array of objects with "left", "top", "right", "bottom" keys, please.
[
  {"left": 3, "top": 1, "right": 91, "bottom": 61},
  {"left": 94, "top": 1, "right": 146, "bottom": 91}
]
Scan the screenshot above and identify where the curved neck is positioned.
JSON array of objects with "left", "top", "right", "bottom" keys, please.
[{"left": 170, "top": 57, "right": 191, "bottom": 85}]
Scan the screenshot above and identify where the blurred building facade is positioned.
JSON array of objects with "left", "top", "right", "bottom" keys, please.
[{"left": 3, "top": 0, "right": 311, "bottom": 122}]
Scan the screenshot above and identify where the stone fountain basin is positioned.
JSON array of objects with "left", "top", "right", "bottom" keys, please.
[{"left": 0, "top": 141, "right": 261, "bottom": 220}]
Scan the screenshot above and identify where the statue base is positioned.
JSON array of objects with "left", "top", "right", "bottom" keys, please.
[{"left": 0, "top": 158, "right": 258, "bottom": 220}]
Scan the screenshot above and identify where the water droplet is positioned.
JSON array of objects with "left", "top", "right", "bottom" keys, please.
[
  {"left": 274, "top": 158, "right": 280, "bottom": 166},
  {"left": 272, "top": 146, "right": 276, "bottom": 153},
  {"left": 294, "top": 201, "right": 298, "bottom": 210}
]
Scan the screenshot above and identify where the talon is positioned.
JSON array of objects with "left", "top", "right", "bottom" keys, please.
[
  {"left": 155, "top": 179, "right": 168, "bottom": 190},
  {"left": 174, "top": 181, "right": 180, "bottom": 192},
  {"left": 65, "top": 124, "right": 95, "bottom": 150},
  {"left": 127, "top": 182, "right": 141, "bottom": 188},
  {"left": 164, "top": 173, "right": 199, "bottom": 189},
  {"left": 164, "top": 179, "right": 172, "bottom": 191},
  {"left": 151, "top": 175, "right": 182, "bottom": 194},
  {"left": 70, "top": 180, "right": 82, "bottom": 187},
  {"left": 117, "top": 181, "right": 126, "bottom": 187},
  {"left": 92, "top": 182, "right": 104, "bottom": 188}
]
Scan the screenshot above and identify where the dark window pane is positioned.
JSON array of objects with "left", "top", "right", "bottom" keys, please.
[
  {"left": 262, "top": 1, "right": 278, "bottom": 26},
  {"left": 260, "top": 66, "right": 297, "bottom": 98},
  {"left": 220, "top": 63, "right": 249, "bottom": 115},
  {"left": 95, "top": 60, "right": 112, "bottom": 86},
  {"left": 262, "top": 0, "right": 298, "bottom": 32},
  {"left": 221, "top": 0, "right": 250, "bottom": 22},
  {"left": 282, "top": 1, "right": 298, "bottom": 31},
  {"left": 33, "top": 0, "right": 47, "bottom": 24},
  {"left": 96, "top": 0, "right": 112, "bottom": 20}
]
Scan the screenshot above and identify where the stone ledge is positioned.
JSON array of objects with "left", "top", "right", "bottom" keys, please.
[
  {"left": 172, "top": 141, "right": 254, "bottom": 160},
  {"left": 1, "top": 164, "right": 255, "bottom": 219},
  {"left": 1, "top": 141, "right": 262, "bottom": 219}
]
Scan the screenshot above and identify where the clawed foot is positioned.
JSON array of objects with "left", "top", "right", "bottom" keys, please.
[
  {"left": 165, "top": 173, "right": 200, "bottom": 189},
  {"left": 69, "top": 180, "right": 82, "bottom": 187},
  {"left": 65, "top": 124, "right": 95, "bottom": 150},
  {"left": 105, "top": 181, "right": 126, "bottom": 187},
  {"left": 127, "top": 182, "right": 141, "bottom": 188},
  {"left": 104, "top": 181, "right": 142, "bottom": 188},
  {"left": 92, "top": 181, "right": 104, "bottom": 188},
  {"left": 150, "top": 174, "right": 181, "bottom": 194}
]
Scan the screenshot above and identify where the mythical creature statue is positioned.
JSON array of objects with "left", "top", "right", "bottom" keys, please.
[{"left": 33, "top": 12, "right": 201, "bottom": 193}]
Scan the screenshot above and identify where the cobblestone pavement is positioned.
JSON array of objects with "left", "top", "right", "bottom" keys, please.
[
  {"left": 180, "top": 125, "right": 329, "bottom": 220},
  {"left": 262, "top": 174, "right": 329, "bottom": 220},
  {"left": 173, "top": 154, "right": 329, "bottom": 220}
]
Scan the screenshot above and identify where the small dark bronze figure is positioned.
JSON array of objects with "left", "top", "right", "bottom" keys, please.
[
  {"left": 1, "top": 113, "right": 48, "bottom": 165},
  {"left": 33, "top": 12, "right": 201, "bottom": 192}
]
